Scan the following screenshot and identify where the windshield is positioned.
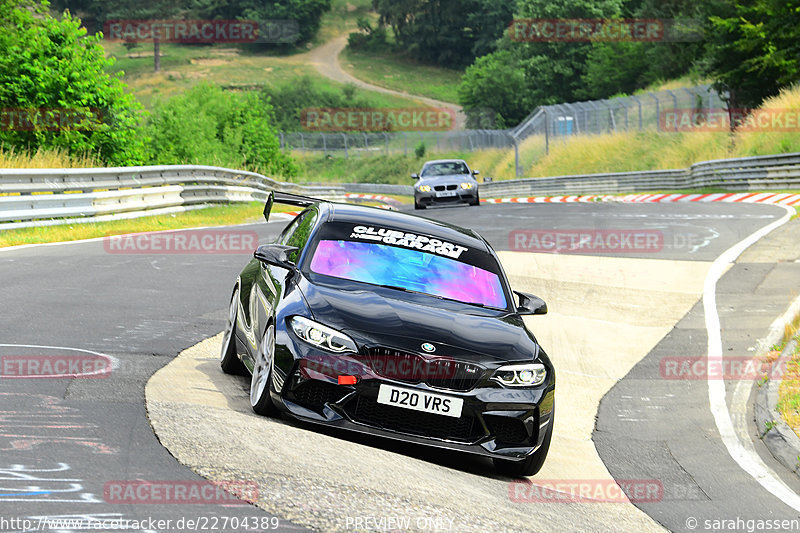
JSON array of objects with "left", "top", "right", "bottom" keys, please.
[
  {"left": 421, "top": 161, "right": 470, "bottom": 177},
  {"left": 308, "top": 239, "right": 507, "bottom": 309}
]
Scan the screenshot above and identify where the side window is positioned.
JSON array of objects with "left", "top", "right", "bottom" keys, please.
[{"left": 279, "top": 210, "right": 318, "bottom": 264}]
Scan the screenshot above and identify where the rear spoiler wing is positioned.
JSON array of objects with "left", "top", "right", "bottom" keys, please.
[{"left": 263, "top": 191, "right": 320, "bottom": 222}]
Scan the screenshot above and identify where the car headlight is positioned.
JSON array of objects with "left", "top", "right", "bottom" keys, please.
[
  {"left": 418, "top": 185, "right": 432, "bottom": 192},
  {"left": 460, "top": 182, "right": 474, "bottom": 190},
  {"left": 290, "top": 316, "right": 357, "bottom": 353},
  {"left": 491, "top": 363, "right": 547, "bottom": 387}
]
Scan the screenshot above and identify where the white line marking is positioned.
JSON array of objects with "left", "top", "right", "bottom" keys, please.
[
  {"left": 0, "top": 344, "right": 119, "bottom": 378},
  {"left": 703, "top": 204, "right": 800, "bottom": 510}
]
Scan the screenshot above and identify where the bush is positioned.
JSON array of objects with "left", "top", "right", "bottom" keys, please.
[
  {"left": 145, "top": 83, "right": 297, "bottom": 177},
  {"left": 414, "top": 141, "right": 426, "bottom": 159},
  {"left": 347, "top": 19, "right": 391, "bottom": 53},
  {"left": 0, "top": 0, "right": 146, "bottom": 165},
  {"left": 260, "top": 76, "right": 375, "bottom": 132}
]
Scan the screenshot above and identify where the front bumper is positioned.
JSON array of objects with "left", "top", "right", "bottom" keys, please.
[
  {"left": 270, "top": 345, "right": 555, "bottom": 461},
  {"left": 415, "top": 188, "right": 478, "bottom": 207}
]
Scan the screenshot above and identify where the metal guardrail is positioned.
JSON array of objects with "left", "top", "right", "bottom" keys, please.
[
  {"left": 0, "top": 165, "right": 353, "bottom": 229},
  {"left": 481, "top": 153, "right": 800, "bottom": 197},
  {"left": 1, "top": 153, "right": 798, "bottom": 229}
]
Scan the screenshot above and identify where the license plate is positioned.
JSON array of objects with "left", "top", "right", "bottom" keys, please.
[
  {"left": 376, "top": 384, "right": 463, "bottom": 418},
  {"left": 435, "top": 191, "right": 457, "bottom": 198}
]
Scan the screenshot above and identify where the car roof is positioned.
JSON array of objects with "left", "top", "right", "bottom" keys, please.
[
  {"left": 422, "top": 159, "right": 468, "bottom": 166},
  {"left": 318, "top": 202, "right": 490, "bottom": 252}
]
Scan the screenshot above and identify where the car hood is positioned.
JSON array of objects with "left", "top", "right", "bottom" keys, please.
[
  {"left": 298, "top": 277, "right": 542, "bottom": 363},
  {"left": 417, "top": 174, "right": 477, "bottom": 187}
]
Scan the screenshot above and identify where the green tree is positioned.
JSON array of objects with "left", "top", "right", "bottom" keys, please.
[
  {"left": 457, "top": 0, "right": 622, "bottom": 126},
  {"left": 191, "top": 0, "right": 332, "bottom": 45},
  {"left": 373, "top": 0, "right": 514, "bottom": 67},
  {"left": 0, "top": 0, "right": 146, "bottom": 164},
  {"left": 705, "top": 0, "right": 800, "bottom": 110}
]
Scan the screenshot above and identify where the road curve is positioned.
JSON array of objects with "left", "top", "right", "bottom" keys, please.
[
  {"left": 303, "top": 36, "right": 466, "bottom": 129},
  {"left": 147, "top": 202, "right": 796, "bottom": 532},
  {"left": 3, "top": 201, "right": 798, "bottom": 533}
]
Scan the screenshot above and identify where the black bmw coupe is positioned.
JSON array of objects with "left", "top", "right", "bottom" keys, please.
[{"left": 220, "top": 192, "right": 555, "bottom": 476}]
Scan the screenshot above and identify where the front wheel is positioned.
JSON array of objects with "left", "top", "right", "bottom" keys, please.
[
  {"left": 469, "top": 193, "right": 480, "bottom": 206},
  {"left": 493, "top": 407, "right": 553, "bottom": 477},
  {"left": 414, "top": 198, "right": 426, "bottom": 210},
  {"left": 220, "top": 288, "right": 246, "bottom": 375},
  {"left": 250, "top": 324, "right": 279, "bottom": 416}
]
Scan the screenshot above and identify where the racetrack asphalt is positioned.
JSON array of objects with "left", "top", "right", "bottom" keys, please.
[{"left": 1, "top": 201, "right": 797, "bottom": 532}]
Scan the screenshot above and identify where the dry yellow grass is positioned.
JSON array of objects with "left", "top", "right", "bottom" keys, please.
[
  {"left": 0, "top": 145, "right": 100, "bottom": 169},
  {"left": 732, "top": 85, "right": 800, "bottom": 156}
]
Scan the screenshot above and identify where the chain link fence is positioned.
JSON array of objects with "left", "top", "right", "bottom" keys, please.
[
  {"left": 511, "top": 84, "right": 726, "bottom": 141},
  {"left": 280, "top": 84, "right": 728, "bottom": 176},
  {"left": 279, "top": 130, "right": 515, "bottom": 157}
]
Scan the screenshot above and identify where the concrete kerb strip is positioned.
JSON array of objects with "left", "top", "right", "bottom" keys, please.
[{"left": 756, "top": 336, "right": 800, "bottom": 477}]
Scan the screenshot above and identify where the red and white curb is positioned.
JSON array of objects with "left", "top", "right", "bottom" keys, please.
[
  {"left": 344, "top": 193, "right": 398, "bottom": 204},
  {"left": 482, "top": 192, "right": 800, "bottom": 206}
]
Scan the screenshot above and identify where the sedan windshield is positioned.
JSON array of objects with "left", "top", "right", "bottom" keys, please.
[
  {"left": 308, "top": 238, "right": 507, "bottom": 309},
  {"left": 421, "top": 162, "right": 470, "bottom": 177}
]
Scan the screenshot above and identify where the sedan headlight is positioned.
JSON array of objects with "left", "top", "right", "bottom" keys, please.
[
  {"left": 491, "top": 363, "right": 547, "bottom": 387},
  {"left": 460, "top": 182, "right": 474, "bottom": 190},
  {"left": 290, "top": 316, "right": 357, "bottom": 353},
  {"left": 418, "top": 185, "right": 432, "bottom": 192}
]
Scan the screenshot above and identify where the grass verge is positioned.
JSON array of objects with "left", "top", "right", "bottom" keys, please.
[
  {"left": 340, "top": 47, "right": 463, "bottom": 103},
  {"left": 0, "top": 202, "right": 283, "bottom": 248},
  {"left": 777, "top": 313, "right": 800, "bottom": 434}
]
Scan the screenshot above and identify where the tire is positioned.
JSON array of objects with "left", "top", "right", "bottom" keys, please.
[
  {"left": 414, "top": 198, "right": 426, "bottom": 210},
  {"left": 469, "top": 192, "right": 480, "bottom": 206},
  {"left": 220, "top": 288, "right": 247, "bottom": 375},
  {"left": 493, "top": 407, "right": 553, "bottom": 477},
  {"left": 250, "top": 324, "right": 279, "bottom": 416}
]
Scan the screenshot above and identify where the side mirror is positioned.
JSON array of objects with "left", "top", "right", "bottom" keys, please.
[
  {"left": 514, "top": 291, "right": 547, "bottom": 315},
  {"left": 254, "top": 244, "right": 298, "bottom": 270},
  {"left": 411, "top": 173, "right": 419, "bottom": 180},
  {"left": 472, "top": 169, "right": 480, "bottom": 176},
  {"left": 263, "top": 191, "right": 274, "bottom": 222}
]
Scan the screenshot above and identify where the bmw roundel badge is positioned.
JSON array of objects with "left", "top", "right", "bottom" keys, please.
[{"left": 421, "top": 342, "right": 436, "bottom": 353}]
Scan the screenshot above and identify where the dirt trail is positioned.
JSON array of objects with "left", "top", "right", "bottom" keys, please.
[{"left": 301, "top": 35, "right": 466, "bottom": 129}]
